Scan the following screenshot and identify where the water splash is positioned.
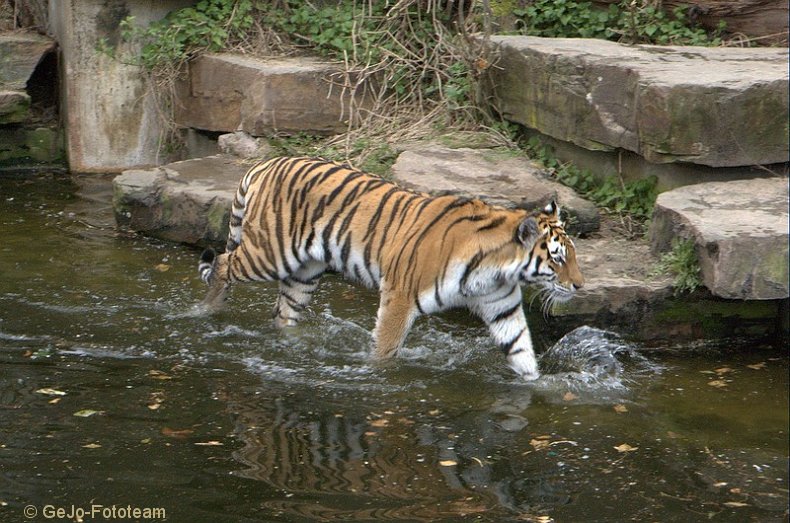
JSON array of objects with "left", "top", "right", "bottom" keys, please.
[{"left": 536, "top": 325, "right": 661, "bottom": 393}]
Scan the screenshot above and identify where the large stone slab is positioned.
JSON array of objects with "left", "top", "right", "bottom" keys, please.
[
  {"left": 390, "top": 146, "right": 600, "bottom": 235},
  {"left": 113, "top": 155, "right": 250, "bottom": 246},
  {"left": 650, "top": 178, "right": 789, "bottom": 300},
  {"left": 0, "top": 31, "right": 55, "bottom": 91},
  {"left": 176, "top": 53, "right": 369, "bottom": 136},
  {"left": 486, "top": 36, "right": 789, "bottom": 168}
]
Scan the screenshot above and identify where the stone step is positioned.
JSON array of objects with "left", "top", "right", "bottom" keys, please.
[
  {"left": 485, "top": 36, "right": 789, "bottom": 168},
  {"left": 175, "top": 53, "right": 372, "bottom": 136},
  {"left": 112, "top": 155, "right": 252, "bottom": 246},
  {"left": 650, "top": 177, "right": 789, "bottom": 300},
  {"left": 389, "top": 145, "right": 600, "bottom": 236}
]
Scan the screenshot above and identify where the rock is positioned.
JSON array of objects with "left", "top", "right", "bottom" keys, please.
[
  {"left": 218, "top": 131, "right": 272, "bottom": 159},
  {"left": 557, "top": 236, "right": 673, "bottom": 317},
  {"left": 485, "top": 36, "right": 789, "bottom": 168},
  {"left": 549, "top": 235, "right": 781, "bottom": 341},
  {"left": 176, "top": 53, "right": 371, "bottom": 136},
  {"left": 0, "top": 125, "right": 65, "bottom": 168},
  {"left": 113, "top": 155, "right": 251, "bottom": 246},
  {"left": 0, "top": 31, "right": 55, "bottom": 91},
  {"left": 650, "top": 178, "right": 789, "bottom": 300},
  {"left": 0, "top": 90, "right": 30, "bottom": 124},
  {"left": 390, "top": 146, "right": 600, "bottom": 235}
]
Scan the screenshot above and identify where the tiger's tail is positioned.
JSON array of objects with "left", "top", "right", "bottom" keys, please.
[
  {"left": 198, "top": 248, "right": 217, "bottom": 284},
  {"left": 198, "top": 158, "right": 263, "bottom": 285}
]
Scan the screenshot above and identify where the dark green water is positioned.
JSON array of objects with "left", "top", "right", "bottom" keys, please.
[{"left": 0, "top": 173, "right": 787, "bottom": 522}]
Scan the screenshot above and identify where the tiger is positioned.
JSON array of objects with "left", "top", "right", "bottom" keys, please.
[{"left": 198, "top": 156, "right": 584, "bottom": 380}]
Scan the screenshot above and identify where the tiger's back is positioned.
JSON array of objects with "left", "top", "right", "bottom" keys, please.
[{"left": 199, "top": 157, "right": 583, "bottom": 380}]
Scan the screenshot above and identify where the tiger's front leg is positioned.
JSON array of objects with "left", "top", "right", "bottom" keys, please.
[
  {"left": 470, "top": 285, "right": 540, "bottom": 380},
  {"left": 372, "top": 290, "right": 417, "bottom": 360},
  {"left": 272, "top": 261, "right": 326, "bottom": 328}
]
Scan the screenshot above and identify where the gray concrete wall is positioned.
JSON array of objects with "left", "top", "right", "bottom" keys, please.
[{"left": 48, "top": 0, "right": 191, "bottom": 172}]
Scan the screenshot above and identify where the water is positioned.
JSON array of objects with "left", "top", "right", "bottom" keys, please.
[{"left": 0, "top": 173, "right": 787, "bottom": 522}]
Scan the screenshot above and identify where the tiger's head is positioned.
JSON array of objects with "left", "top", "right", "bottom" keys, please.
[{"left": 518, "top": 201, "right": 584, "bottom": 311}]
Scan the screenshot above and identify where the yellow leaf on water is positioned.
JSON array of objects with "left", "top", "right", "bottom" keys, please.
[
  {"left": 148, "top": 370, "right": 172, "bottom": 380},
  {"left": 154, "top": 263, "right": 170, "bottom": 272},
  {"left": 194, "top": 441, "right": 223, "bottom": 446},
  {"left": 614, "top": 443, "right": 638, "bottom": 453},
  {"left": 714, "top": 367, "right": 733, "bottom": 375},
  {"left": 439, "top": 460, "right": 457, "bottom": 467},
  {"left": 708, "top": 379, "right": 728, "bottom": 388},
  {"left": 723, "top": 501, "right": 749, "bottom": 508},
  {"left": 613, "top": 404, "right": 628, "bottom": 414},
  {"left": 746, "top": 362, "right": 766, "bottom": 370},
  {"left": 530, "top": 438, "right": 550, "bottom": 451},
  {"left": 73, "top": 409, "right": 103, "bottom": 418},
  {"left": 48, "top": 398, "right": 62, "bottom": 405},
  {"left": 82, "top": 443, "right": 101, "bottom": 449},
  {"left": 35, "top": 388, "right": 67, "bottom": 396},
  {"left": 562, "top": 392, "right": 578, "bottom": 401},
  {"left": 162, "top": 427, "right": 194, "bottom": 438},
  {"left": 369, "top": 419, "right": 389, "bottom": 428}
]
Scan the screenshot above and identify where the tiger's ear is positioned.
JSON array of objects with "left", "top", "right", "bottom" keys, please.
[
  {"left": 544, "top": 200, "right": 560, "bottom": 218},
  {"left": 517, "top": 216, "right": 540, "bottom": 248}
]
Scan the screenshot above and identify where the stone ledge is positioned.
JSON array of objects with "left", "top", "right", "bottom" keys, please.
[
  {"left": 650, "top": 177, "right": 789, "bottom": 300},
  {"left": 486, "top": 36, "right": 789, "bottom": 168},
  {"left": 389, "top": 146, "right": 600, "bottom": 236},
  {"left": 112, "top": 155, "right": 251, "bottom": 246},
  {"left": 176, "top": 53, "right": 371, "bottom": 136}
]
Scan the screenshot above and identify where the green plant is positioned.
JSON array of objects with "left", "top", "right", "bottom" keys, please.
[
  {"left": 522, "top": 135, "right": 658, "bottom": 230},
  {"left": 652, "top": 237, "right": 703, "bottom": 295},
  {"left": 513, "top": 0, "right": 725, "bottom": 46},
  {"left": 515, "top": 0, "right": 617, "bottom": 39},
  {"left": 618, "top": 4, "right": 725, "bottom": 45},
  {"left": 119, "top": 0, "right": 254, "bottom": 70}
]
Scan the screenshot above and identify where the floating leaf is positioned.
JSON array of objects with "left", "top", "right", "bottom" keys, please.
[
  {"left": 439, "top": 460, "right": 457, "bottom": 467},
  {"left": 194, "top": 441, "right": 223, "bottom": 446},
  {"left": 746, "top": 362, "right": 766, "bottom": 370},
  {"left": 161, "top": 427, "right": 194, "bottom": 438},
  {"left": 562, "top": 391, "right": 578, "bottom": 402},
  {"left": 154, "top": 263, "right": 170, "bottom": 272},
  {"left": 148, "top": 370, "right": 172, "bottom": 380},
  {"left": 714, "top": 367, "right": 733, "bottom": 375},
  {"left": 708, "top": 379, "right": 728, "bottom": 388},
  {"left": 73, "top": 409, "right": 103, "bottom": 418},
  {"left": 614, "top": 443, "right": 638, "bottom": 453},
  {"left": 48, "top": 398, "right": 62, "bottom": 405},
  {"left": 723, "top": 501, "right": 749, "bottom": 508},
  {"left": 35, "top": 388, "right": 67, "bottom": 396},
  {"left": 613, "top": 404, "right": 628, "bottom": 414},
  {"left": 369, "top": 419, "right": 389, "bottom": 428},
  {"left": 82, "top": 443, "right": 101, "bottom": 449},
  {"left": 530, "top": 438, "right": 551, "bottom": 451}
]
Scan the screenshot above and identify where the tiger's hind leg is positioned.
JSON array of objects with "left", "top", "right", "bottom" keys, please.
[{"left": 272, "top": 260, "right": 327, "bottom": 328}]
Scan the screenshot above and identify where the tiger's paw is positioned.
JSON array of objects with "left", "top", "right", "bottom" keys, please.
[{"left": 507, "top": 350, "right": 540, "bottom": 381}]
